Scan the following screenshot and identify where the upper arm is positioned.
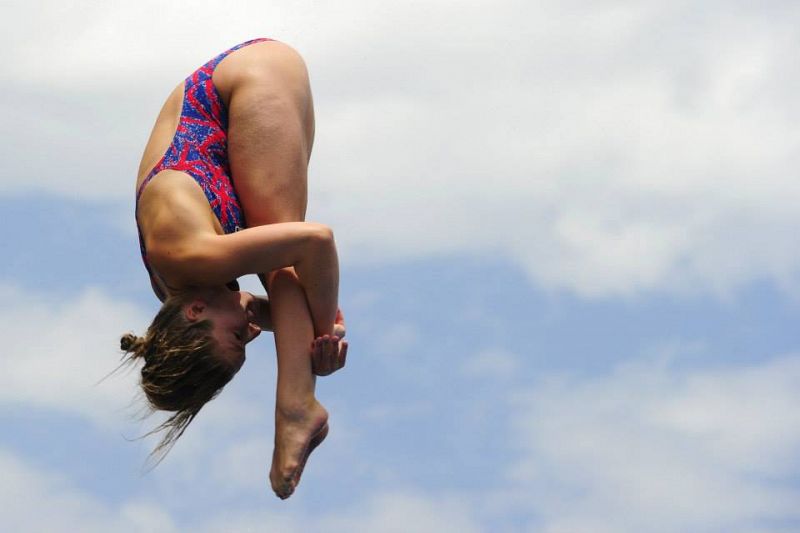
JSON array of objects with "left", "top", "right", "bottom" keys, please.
[{"left": 140, "top": 172, "right": 333, "bottom": 288}]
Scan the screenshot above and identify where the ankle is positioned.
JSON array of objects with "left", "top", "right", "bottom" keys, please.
[{"left": 276, "top": 395, "right": 321, "bottom": 420}]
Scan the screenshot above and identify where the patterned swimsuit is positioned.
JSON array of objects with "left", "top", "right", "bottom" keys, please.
[{"left": 136, "top": 38, "right": 272, "bottom": 299}]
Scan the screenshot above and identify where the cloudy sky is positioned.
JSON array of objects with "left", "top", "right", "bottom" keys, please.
[{"left": 3, "top": 1, "right": 800, "bottom": 531}]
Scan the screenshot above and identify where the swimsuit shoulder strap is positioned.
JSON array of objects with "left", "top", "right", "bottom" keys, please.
[
  {"left": 136, "top": 38, "right": 273, "bottom": 205},
  {"left": 206, "top": 38, "right": 273, "bottom": 72}
]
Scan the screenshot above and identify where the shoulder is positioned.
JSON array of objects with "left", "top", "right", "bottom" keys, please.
[
  {"left": 138, "top": 170, "right": 214, "bottom": 230},
  {"left": 138, "top": 171, "right": 220, "bottom": 285}
]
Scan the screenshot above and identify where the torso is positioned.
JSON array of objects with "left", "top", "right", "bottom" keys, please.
[
  {"left": 135, "top": 39, "right": 271, "bottom": 299},
  {"left": 136, "top": 82, "right": 184, "bottom": 191}
]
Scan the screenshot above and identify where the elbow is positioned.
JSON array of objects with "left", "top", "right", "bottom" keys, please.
[
  {"left": 165, "top": 236, "right": 233, "bottom": 285},
  {"left": 307, "top": 222, "right": 335, "bottom": 246},
  {"left": 302, "top": 222, "right": 337, "bottom": 263}
]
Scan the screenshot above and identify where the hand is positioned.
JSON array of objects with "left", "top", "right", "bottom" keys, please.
[
  {"left": 310, "top": 335, "right": 348, "bottom": 376},
  {"left": 310, "top": 308, "right": 348, "bottom": 376}
]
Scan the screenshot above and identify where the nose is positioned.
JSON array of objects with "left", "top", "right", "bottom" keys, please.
[
  {"left": 247, "top": 322, "right": 262, "bottom": 343},
  {"left": 239, "top": 290, "right": 255, "bottom": 307}
]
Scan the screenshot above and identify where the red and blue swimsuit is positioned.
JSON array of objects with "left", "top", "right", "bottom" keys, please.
[{"left": 136, "top": 38, "right": 271, "bottom": 299}]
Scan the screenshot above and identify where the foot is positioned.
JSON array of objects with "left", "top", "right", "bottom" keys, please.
[
  {"left": 270, "top": 400, "right": 329, "bottom": 499},
  {"left": 311, "top": 334, "right": 348, "bottom": 376},
  {"left": 291, "top": 423, "right": 329, "bottom": 487}
]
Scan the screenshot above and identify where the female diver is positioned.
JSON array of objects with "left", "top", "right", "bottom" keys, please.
[{"left": 121, "top": 38, "right": 346, "bottom": 499}]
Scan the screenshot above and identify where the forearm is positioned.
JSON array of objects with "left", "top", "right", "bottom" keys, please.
[
  {"left": 181, "top": 222, "right": 326, "bottom": 282},
  {"left": 178, "top": 222, "right": 339, "bottom": 337}
]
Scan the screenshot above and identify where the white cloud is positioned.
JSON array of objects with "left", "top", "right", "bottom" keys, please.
[
  {"left": 373, "top": 321, "right": 421, "bottom": 356},
  {"left": 0, "top": 284, "right": 149, "bottom": 427},
  {"left": 4, "top": 284, "right": 800, "bottom": 532},
  {"left": 461, "top": 348, "right": 521, "bottom": 379},
  {"left": 207, "top": 435, "right": 273, "bottom": 494},
  {"left": 317, "top": 491, "right": 483, "bottom": 533},
  {"left": 0, "top": 447, "right": 179, "bottom": 533},
  {"left": 194, "top": 490, "right": 483, "bottom": 533},
  {"left": 0, "top": 445, "right": 483, "bottom": 533},
  {"left": 508, "top": 354, "right": 800, "bottom": 532},
  {"left": 0, "top": 282, "right": 296, "bottom": 486},
  {"left": 4, "top": 1, "right": 800, "bottom": 297}
]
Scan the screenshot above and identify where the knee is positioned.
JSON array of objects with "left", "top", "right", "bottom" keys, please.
[
  {"left": 241, "top": 41, "right": 309, "bottom": 87},
  {"left": 217, "top": 40, "right": 312, "bottom": 111},
  {"left": 262, "top": 41, "right": 307, "bottom": 70}
]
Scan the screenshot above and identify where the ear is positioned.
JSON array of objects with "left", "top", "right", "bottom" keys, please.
[{"left": 184, "top": 299, "right": 207, "bottom": 322}]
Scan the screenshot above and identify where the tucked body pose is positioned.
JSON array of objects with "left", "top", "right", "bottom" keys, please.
[{"left": 122, "top": 38, "right": 346, "bottom": 499}]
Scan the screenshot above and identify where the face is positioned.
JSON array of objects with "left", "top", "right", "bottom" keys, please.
[{"left": 185, "top": 287, "right": 262, "bottom": 372}]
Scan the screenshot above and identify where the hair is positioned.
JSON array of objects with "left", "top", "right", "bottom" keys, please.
[{"left": 119, "top": 293, "right": 235, "bottom": 466}]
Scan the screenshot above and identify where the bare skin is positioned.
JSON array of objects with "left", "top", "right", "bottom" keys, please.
[
  {"left": 215, "top": 41, "right": 353, "bottom": 497},
  {"left": 136, "top": 40, "right": 346, "bottom": 497},
  {"left": 267, "top": 269, "right": 329, "bottom": 499}
]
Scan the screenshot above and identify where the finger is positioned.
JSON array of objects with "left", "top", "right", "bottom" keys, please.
[
  {"left": 317, "top": 338, "right": 328, "bottom": 376},
  {"left": 339, "top": 341, "right": 348, "bottom": 369},
  {"left": 321, "top": 336, "right": 330, "bottom": 359},
  {"left": 314, "top": 338, "right": 323, "bottom": 360},
  {"left": 328, "top": 337, "right": 339, "bottom": 369},
  {"left": 327, "top": 336, "right": 339, "bottom": 359},
  {"left": 313, "top": 339, "right": 329, "bottom": 376},
  {"left": 322, "top": 336, "right": 334, "bottom": 375},
  {"left": 310, "top": 339, "right": 321, "bottom": 374}
]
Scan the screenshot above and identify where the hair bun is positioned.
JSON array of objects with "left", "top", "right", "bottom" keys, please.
[{"left": 120, "top": 333, "right": 141, "bottom": 352}]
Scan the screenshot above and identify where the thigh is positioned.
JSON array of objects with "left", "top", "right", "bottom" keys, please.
[{"left": 214, "top": 41, "right": 316, "bottom": 226}]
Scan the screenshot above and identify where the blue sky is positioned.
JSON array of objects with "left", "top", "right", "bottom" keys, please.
[{"left": 3, "top": 1, "right": 800, "bottom": 532}]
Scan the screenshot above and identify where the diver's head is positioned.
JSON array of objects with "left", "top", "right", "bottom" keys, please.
[
  {"left": 181, "top": 286, "right": 262, "bottom": 371},
  {"left": 120, "top": 287, "right": 261, "bottom": 462}
]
